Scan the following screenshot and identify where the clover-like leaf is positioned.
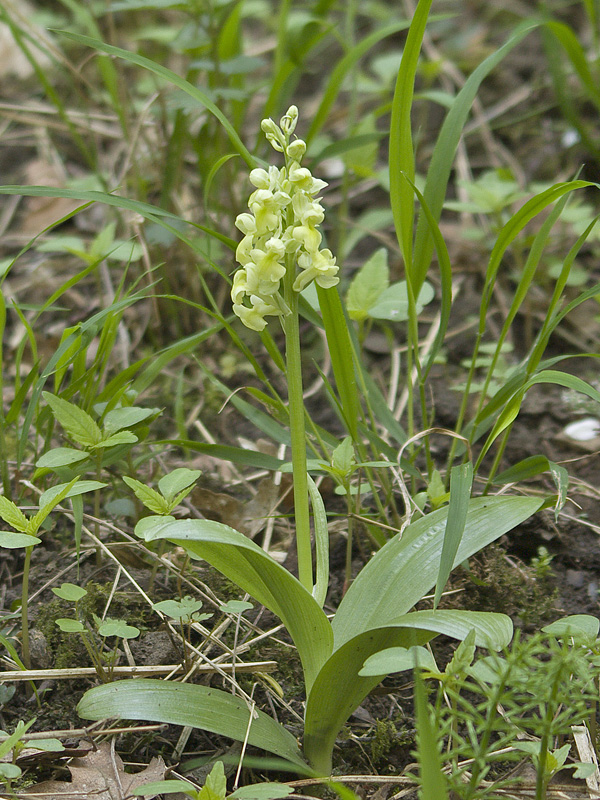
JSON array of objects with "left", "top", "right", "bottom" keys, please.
[
  {"left": 154, "top": 597, "right": 204, "bottom": 621},
  {"left": 52, "top": 583, "right": 88, "bottom": 602},
  {"left": 56, "top": 619, "right": 85, "bottom": 633},
  {"left": 97, "top": 618, "right": 140, "bottom": 639}
]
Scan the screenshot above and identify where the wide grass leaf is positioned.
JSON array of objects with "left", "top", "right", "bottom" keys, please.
[
  {"left": 135, "top": 518, "right": 333, "bottom": 692},
  {"left": 77, "top": 679, "right": 305, "bottom": 767}
]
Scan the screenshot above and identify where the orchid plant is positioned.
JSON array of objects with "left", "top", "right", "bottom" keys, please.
[
  {"left": 78, "top": 108, "right": 544, "bottom": 776},
  {"left": 231, "top": 106, "right": 338, "bottom": 594}
]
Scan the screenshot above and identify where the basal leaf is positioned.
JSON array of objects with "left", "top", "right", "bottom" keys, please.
[
  {"left": 332, "top": 495, "right": 542, "bottom": 649},
  {"left": 134, "top": 518, "right": 333, "bottom": 692},
  {"left": 304, "top": 610, "right": 510, "bottom": 774},
  {"left": 77, "top": 680, "right": 306, "bottom": 767}
]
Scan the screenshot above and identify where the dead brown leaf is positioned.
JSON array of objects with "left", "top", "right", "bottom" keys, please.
[
  {"left": 21, "top": 741, "right": 166, "bottom": 800},
  {"left": 20, "top": 159, "right": 82, "bottom": 235},
  {"left": 192, "top": 476, "right": 281, "bottom": 539}
]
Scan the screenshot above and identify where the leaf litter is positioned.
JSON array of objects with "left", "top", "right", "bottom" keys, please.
[{"left": 21, "top": 741, "right": 166, "bottom": 800}]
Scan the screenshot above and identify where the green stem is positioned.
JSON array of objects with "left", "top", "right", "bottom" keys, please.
[
  {"left": 283, "top": 263, "right": 313, "bottom": 592},
  {"left": 21, "top": 546, "right": 33, "bottom": 670}
]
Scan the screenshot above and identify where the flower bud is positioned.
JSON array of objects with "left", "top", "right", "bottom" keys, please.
[
  {"left": 261, "top": 118, "right": 285, "bottom": 151},
  {"left": 286, "top": 139, "right": 306, "bottom": 161},
  {"left": 280, "top": 105, "right": 299, "bottom": 135}
]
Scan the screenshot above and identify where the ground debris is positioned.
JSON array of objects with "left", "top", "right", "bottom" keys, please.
[{"left": 20, "top": 741, "right": 166, "bottom": 800}]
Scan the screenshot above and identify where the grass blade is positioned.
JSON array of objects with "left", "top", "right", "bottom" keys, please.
[
  {"left": 433, "top": 462, "right": 473, "bottom": 609},
  {"left": 389, "top": 0, "right": 433, "bottom": 270},
  {"left": 54, "top": 30, "right": 254, "bottom": 166}
]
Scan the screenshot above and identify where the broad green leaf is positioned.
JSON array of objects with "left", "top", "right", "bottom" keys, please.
[
  {"left": 27, "top": 738, "right": 64, "bottom": 752},
  {"left": 134, "top": 518, "right": 333, "bottom": 692},
  {"left": 77, "top": 679, "right": 306, "bottom": 767},
  {"left": 123, "top": 477, "right": 169, "bottom": 515},
  {"left": 433, "top": 462, "right": 473, "bottom": 608},
  {"left": 573, "top": 762, "right": 599, "bottom": 779},
  {"left": 543, "top": 615, "right": 600, "bottom": 641},
  {"left": 36, "top": 447, "right": 88, "bottom": 468},
  {"left": 158, "top": 468, "right": 202, "bottom": 503},
  {"left": 346, "top": 248, "right": 389, "bottom": 321},
  {"left": 0, "top": 496, "right": 29, "bottom": 532},
  {"left": 359, "top": 646, "right": 437, "bottom": 676},
  {"left": 56, "top": 618, "right": 85, "bottom": 633},
  {"left": 0, "top": 532, "right": 42, "bottom": 548},
  {"left": 220, "top": 600, "right": 253, "bottom": 615},
  {"left": 103, "top": 406, "right": 159, "bottom": 434},
  {"left": 43, "top": 392, "right": 102, "bottom": 448},
  {"left": 52, "top": 583, "right": 87, "bottom": 602},
  {"left": 0, "top": 764, "right": 21, "bottom": 780},
  {"left": 492, "top": 455, "right": 557, "bottom": 484},
  {"left": 304, "top": 610, "right": 511, "bottom": 774},
  {"left": 332, "top": 495, "right": 542, "bottom": 649}
]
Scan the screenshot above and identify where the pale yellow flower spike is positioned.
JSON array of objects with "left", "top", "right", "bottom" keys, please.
[{"left": 232, "top": 106, "right": 339, "bottom": 330}]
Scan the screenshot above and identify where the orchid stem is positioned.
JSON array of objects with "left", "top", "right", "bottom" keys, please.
[{"left": 284, "top": 259, "right": 313, "bottom": 592}]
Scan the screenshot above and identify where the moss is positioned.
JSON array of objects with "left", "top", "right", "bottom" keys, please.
[
  {"left": 452, "top": 543, "right": 559, "bottom": 628},
  {"left": 370, "top": 719, "right": 398, "bottom": 765},
  {"left": 34, "top": 581, "right": 151, "bottom": 669}
]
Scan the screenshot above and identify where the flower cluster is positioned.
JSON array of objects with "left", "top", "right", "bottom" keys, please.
[{"left": 231, "top": 106, "right": 339, "bottom": 331}]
